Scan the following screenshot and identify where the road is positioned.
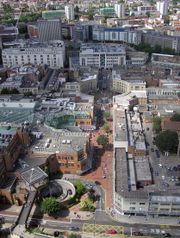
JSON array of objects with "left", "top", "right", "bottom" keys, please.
[{"left": 2, "top": 210, "right": 180, "bottom": 237}]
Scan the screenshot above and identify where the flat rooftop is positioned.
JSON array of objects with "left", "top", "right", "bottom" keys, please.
[
  {"left": 113, "top": 109, "right": 127, "bottom": 142},
  {"left": 80, "top": 43, "right": 125, "bottom": 54},
  {"left": 31, "top": 126, "right": 89, "bottom": 154}
]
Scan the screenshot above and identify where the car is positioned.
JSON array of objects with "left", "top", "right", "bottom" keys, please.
[
  {"left": 54, "top": 231, "right": 60, "bottom": 237},
  {"left": 132, "top": 231, "right": 143, "bottom": 236},
  {"left": 105, "top": 229, "right": 117, "bottom": 234},
  {"left": 69, "top": 226, "right": 80, "bottom": 231},
  {"left": 163, "top": 233, "right": 171, "bottom": 237}
]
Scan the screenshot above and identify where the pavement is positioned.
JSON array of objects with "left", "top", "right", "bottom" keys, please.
[{"left": 108, "top": 209, "right": 180, "bottom": 226}]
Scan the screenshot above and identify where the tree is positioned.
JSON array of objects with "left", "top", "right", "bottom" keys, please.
[
  {"left": 74, "top": 6, "right": 80, "bottom": 20},
  {"left": 11, "top": 88, "right": 20, "bottom": 94},
  {"left": 80, "top": 198, "right": 95, "bottom": 212},
  {"left": 68, "top": 234, "right": 77, "bottom": 238},
  {"left": 97, "top": 135, "right": 108, "bottom": 147},
  {"left": 24, "top": 91, "right": 33, "bottom": 97},
  {"left": 153, "top": 116, "right": 162, "bottom": 134},
  {"left": 171, "top": 113, "right": 180, "bottom": 122},
  {"left": 103, "top": 123, "right": 110, "bottom": 133},
  {"left": 155, "top": 130, "right": 178, "bottom": 153},
  {"left": 104, "top": 111, "right": 111, "bottom": 121},
  {"left": 87, "top": 7, "right": 94, "bottom": 20},
  {"left": 41, "top": 197, "right": 60, "bottom": 215},
  {"left": 1, "top": 88, "right": 10, "bottom": 94},
  {"left": 75, "top": 180, "right": 86, "bottom": 197},
  {"left": 153, "top": 44, "right": 162, "bottom": 53}
]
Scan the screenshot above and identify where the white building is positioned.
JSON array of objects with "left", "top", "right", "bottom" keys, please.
[
  {"left": 92, "top": 25, "right": 142, "bottom": 45},
  {"left": 79, "top": 43, "right": 126, "bottom": 69},
  {"left": 2, "top": 41, "right": 65, "bottom": 68},
  {"left": 114, "top": 3, "right": 125, "bottom": 19},
  {"left": 156, "top": 1, "right": 169, "bottom": 16},
  {"left": 65, "top": 5, "right": 75, "bottom": 21}
]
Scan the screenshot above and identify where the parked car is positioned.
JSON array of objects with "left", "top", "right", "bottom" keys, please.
[
  {"left": 105, "top": 229, "right": 117, "bottom": 234},
  {"left": 132, "top": 231, "right": 143, "bottom": 236},
  {"left": 69, "top": 226, "right": 80, "bottom": 231},
  {"left": 163, "top": 233, "right": 171, "bottom": 237}
]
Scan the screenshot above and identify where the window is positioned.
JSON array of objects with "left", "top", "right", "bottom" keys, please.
[{"left": 139, "top": 203, "right": 145, "bottom": 205}]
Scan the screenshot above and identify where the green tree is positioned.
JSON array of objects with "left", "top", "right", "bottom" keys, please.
[
  {"left": 10, "top": 88, "right": 20, "bottom": 94},
  {"left": 68, "top": 234, "right": 77, "bottom": 238},
  {"left": 103, "top": 123, "right": 110, "bottom": 133},
  {"left": 74, "top": 6, "right": 80, "bottom": 20},
  {"left": 75, "top": 180, "right": 86, "bottom": 197},
  {"left": 1, "top": 88, "right": 10, "bottom": 94},
  {"left": 24, "top": 91, "right": 33, "bottom": 97},
  {"left": 80, "top": 198, "right": 95, "bottom": 212},
  {"left": 41, "top": 197, "right": 60, "bottom": 215},
  {"left": 153, "top": 116, "right": 162, "bottom": 134},
  {"left": 87, "top": 7, "right": 94, "bottom": 20},
  {"left": 155, "top": 130, "right": 178, "bottom": 153},
  {"left": 104, "top": 111, "right": 111, "bottom": 121},
  {"left": 97, "top": 135, "right": 108, "bottom": 147},
  {"left": 171, "top": 113, "right": 180, "bottom": 122},
  {"left": 2, "top": 3, "right": 13, "bottom": 14},
  {"left": 153, "top": 44, "right": 162, "bottom": 53}
]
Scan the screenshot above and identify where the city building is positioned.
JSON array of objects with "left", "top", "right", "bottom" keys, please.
[
  {"left": 114, "top": 4, "right": 125, "bottom": 19},
  {"left": 0, "top": 126, "right": 31, "bottom": 204},
  {"left": 79, "top": 43, "right": 126, "bottom": 69},
  {"left": 42, "top": 10, "right": 65, "bottom": 19},
  {"left": 151, "top": 53, "right": 180, "bottom": 68},
  {"left": 112, "top": 69, "right": 146, "bottom": 94},
  {"left": 0, "top": 97, "right": 37, "bottom": 125},
  {"left": 0, "top": 25, "right": 18, "bottom": 48},
  {"left": 73, "top": 21, "right": 96, "bottom": 42},
  {"left": 156, "top": 0, "right": 169, "bottom": 16},
  {"left": 142, "top": 30, "right": 180, "bottom": 53},
  {"left": 65, "top": 5, "right": 75, "bottom": 21},
  {"left": 38, "top": 19, "right": 62, "bottom": 42},
  {"left": 99, "top": 7, "right": 115, "bottom": 17},
  {"left": 113, "top": 94, "right": 180, "bottom": 217},
  {"left": 93, "top": 25, "right": 142, "bottom": 45},
  {"left": 2, "top": 41, "right": 65, "bottom": 68}
]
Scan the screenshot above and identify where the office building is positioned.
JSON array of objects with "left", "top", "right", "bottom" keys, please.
[
  {"left": 38, "top": 19, "right": 62, "bottom": 42},
  {"left": 93, "top": 25, "right": 142, "bottom": 45},
  {"left": 79, "top": 43, "right": 126, "bottom": 69},
  {"left": 114, "top": 4, "right": 125, "bottom": 19},
  {"left": 65, "top": 5, "right": 75, "bottom": 21},
  {"left": 156, "top": 1, "right": 169, "bottom": 16},
  {"left": 0, "top": 25, "right": 18, "bottom": 48},
  {"left": 2, "top": 41, "right": 65, "bottom": 68}
]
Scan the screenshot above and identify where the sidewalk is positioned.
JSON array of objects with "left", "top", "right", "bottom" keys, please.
[{"left": 108, "top": 209, "right": 180, "bottom": 226}]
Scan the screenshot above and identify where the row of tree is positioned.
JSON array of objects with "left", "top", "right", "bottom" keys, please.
[{"left": 135, "top": 43, "right": 176, "bottom": 55}]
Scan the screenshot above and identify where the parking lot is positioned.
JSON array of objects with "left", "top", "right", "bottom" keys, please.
[{"left": 143, "top": 120, "right": 180, "bottom": 192}]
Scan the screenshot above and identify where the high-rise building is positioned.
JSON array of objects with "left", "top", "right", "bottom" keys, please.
[
  {"left": 65, "top": 5, "right": 75, "bottom": 21},
  {"left": 156, "top": 1, "right": 169, "bottom": 16},
  {"left": 114, "top": 3, "right": 125, "bottom": 18},
  {"left": 38, "top": 19, "right": 62, "bottom": 42}
]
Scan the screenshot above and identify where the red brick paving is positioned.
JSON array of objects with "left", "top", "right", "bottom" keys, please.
[{"left": 83, "top": 122, "right": 113, "bottom": 209}]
